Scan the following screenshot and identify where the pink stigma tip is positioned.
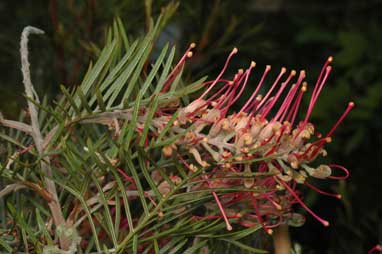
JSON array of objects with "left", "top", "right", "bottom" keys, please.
[
  {"left": 227, "top": 225, "right": 233, "bottom": 231},
  {"left": 232, "top": 47, "right": 238, "bottom": 54},
  {"left": 349, "top": 101, "right": 355, "bottom": 108},
  {"left": 190, "top": 42, "right": 196, "bottom": 48}
]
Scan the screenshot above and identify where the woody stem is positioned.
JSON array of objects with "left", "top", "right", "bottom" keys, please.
[{"left": 273, "top": 224, "right": 292, "bottom": 254}]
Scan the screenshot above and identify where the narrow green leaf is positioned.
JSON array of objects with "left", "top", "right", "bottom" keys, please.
[
  {"left": 178, "top": 220, "right": 222, "bottom": 236},
  {"left": 138, "top": 151, "right": 173, "bottom": 189},
  {"left": 169, "top": 66, "right": 184, "bottom": 92},
  {"left": 142, "top": 244, "right": 154, "bottom": 254},
  {"left": 173, "top": 76, "right": 208, "bottom": 97},
  {"left": 76, "top": 89, "right": 92, "bottom": 114},
  {"left": 116, "top": 17, "right": 130, "bottom": 50},
  {"left": 85, "top": 236, "right": 96, "bottom": 254},
  {"left": 109, "top": 166, "right": 134, "bottom": 233},
  {"left": 120, "top": 16, "right": 163, "bottom": 106},
  {"left": 173, "top": 156, "right": 188, "bottom": 179},
  {"left": 221, "top": 238, "right": 268, "bottom": 253},
  {"left": 107, "top": 31, "right": 154, "bottom": 108},
  {"left": 154, "top": 239, "right": 160, "bottom": 254},
  {"left": 133, "top": 234, "right": 138, "bottom": 254},
  {"left": 114, "top": 192, "right": 121, "bottom": 240},
  {"left": 0, "top": 238, "right": 13, "bottom": 252},
  {"left": 161, "top": 197, "right": 212, "bottom": 215},
  {"left": 77, "top": 40, "right": 117, "bottom": 105},
  {"left": 0, "top": 133, "right": 27, "bottom": 150},
  {"left": 60, "top": 85, "right": 81, "bottom": 115},
  {"left": 95, "top": 85, "right": 106, "bottom": 112},
  {"left": 125, "top": 155, "right": 149, "bottom": 214},
  {"left": 183, "top": 239, "right": 208, "bottom": 254},
  {"left": 159, "top": 237, "right": 185, "bottom": 254},
  {"left": 36, "top": 208, "right": 53, "bottom": 245},
  {"left": 21, "top": 227, "right": 29, "bottom": 253},
  {"left": 124, "top": 44, "right": 169, "bottom": 150},
  {"left": 94, "top": 40, "right": 139, "bottom": 107},
  {"left": 139, "top": 206, "right": 200, "bottom": 239},
  {"left": 226, "top": 224, "right": 263, "bottom": 240},
  {"left": 154, "top": 110, "right": 179, "bottom": 145},
  {"left": 55, "top": 181, "right": 102, "bottom": 252},
  {"left": 139, "top": 45, "right": 175, "bottom": 146},
  {"left": 91, "top": 174, "right": 118, "bottom": 246},
  {"left": 6, "top": 201, "right": 38, "bottom": 244},
  {"left": 168, "top": 238, "right": 188, "bottom": 254},
  {"left": 153, "top": 123, "right": 194, "bottom": 148},
  {"left": 137, "top": 148, "right": 162, "bottom": 200}
]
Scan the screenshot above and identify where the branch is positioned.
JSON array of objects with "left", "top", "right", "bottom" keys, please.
[
  {"left": 20, "top": 26, "right": 44, "bottom": 149},
  {"left": 20, "top": 26, "right": 71, "bottom": 250}
]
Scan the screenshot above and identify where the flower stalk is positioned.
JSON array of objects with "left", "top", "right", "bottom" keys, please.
[{"left": 273, "top": 224, "right": 291, "bottom": 254}]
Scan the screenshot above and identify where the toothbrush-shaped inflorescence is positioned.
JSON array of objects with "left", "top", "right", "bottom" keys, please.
[{"left": 118, "top": 44, "right": 353, "bottom": 232}]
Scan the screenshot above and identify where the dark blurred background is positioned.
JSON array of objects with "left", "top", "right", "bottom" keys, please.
[{"left": 0, "top": 0, "right": 381, "bottom": 253}]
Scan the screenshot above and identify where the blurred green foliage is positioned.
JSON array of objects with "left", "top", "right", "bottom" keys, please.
[{"left": 0, "top": 0, "right": 381, "bottom": 253}]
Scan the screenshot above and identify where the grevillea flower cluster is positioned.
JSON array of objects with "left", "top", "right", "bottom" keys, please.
[{"left": 111, "top": 43, "right": 354, "bottom": 235}]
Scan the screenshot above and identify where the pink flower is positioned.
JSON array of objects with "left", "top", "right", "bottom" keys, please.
[
  {"left": 120, "top": 44, "right": 354, "bottom": 233},
  {"left": 167, "top": 45, "right": 354, "bottom": 231}
]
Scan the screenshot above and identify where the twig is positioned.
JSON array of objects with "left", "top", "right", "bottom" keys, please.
[
  {"left": 0, "top": 183, "right": 27, "bottom": 199},
  {"left": 20, "top": 26, "right": 71, "bottom": 250},
  {"left": 0, "top": 112, "right": 33, "bottom": 134}
]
